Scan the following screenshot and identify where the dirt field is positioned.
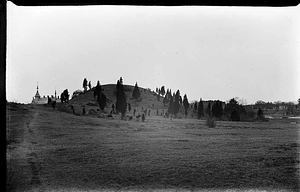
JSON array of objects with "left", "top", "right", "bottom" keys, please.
[{"left": 6, "top": 103, "right": 300, "bottom": 192}]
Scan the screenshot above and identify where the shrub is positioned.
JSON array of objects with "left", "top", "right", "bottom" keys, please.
[{"left": 206, "top": 117, "right": 216, "bottom": 128}]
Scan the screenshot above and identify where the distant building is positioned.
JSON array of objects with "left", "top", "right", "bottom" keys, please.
[{"left": 31, "top": 85, "right": 61, "bottom": 104}]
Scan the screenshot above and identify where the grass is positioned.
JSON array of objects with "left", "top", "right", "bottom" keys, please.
[
  {"left": 206, "top": 117, "right": 216, "bottom": 128},
  {"left": 6, "top": 103, "right": 300, "bottom": 191}
]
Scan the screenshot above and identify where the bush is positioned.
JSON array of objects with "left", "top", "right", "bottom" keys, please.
[{"left": 206, "top": 117, "right": 216, "bottom": 128}]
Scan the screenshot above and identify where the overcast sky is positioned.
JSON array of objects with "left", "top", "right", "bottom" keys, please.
[{"left": 6, "top": 2, "right": 300, "bottom": 104}]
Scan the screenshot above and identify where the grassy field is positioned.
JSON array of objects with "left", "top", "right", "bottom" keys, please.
[{"left": 6, "top": 103, "right": 300, "bottom": 192}]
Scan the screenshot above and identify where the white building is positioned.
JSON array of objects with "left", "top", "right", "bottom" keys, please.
[{"left": 31, "top": 85, "right": 61, "bottom": 104}]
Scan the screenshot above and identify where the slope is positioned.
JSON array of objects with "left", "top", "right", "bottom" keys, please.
[{"left": 68, "top": 84, "right": 170, "bottom": 116}]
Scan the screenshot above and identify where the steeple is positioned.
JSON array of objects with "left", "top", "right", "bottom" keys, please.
[{"left": 35, "top": 82, "right": 40, "bottom": 99}]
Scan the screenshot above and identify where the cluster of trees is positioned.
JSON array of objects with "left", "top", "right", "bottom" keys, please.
[
  {"left": 223, "top": 98, "right": 247, "bottom": 121},
  {"left": 191, "top": 98, "right": 254, "bottom": 121},
  {"left": 155, "top": 86, "right": 166, "bottom": 97},
  {"left": 94, "top": 81, "right": 107, "bottom": 111},
  {"left": 211, "top": 101, "right": 223, "bottom": 119},
  {"left": 60, "top": 89, "right": 69, "bottom": 103},
  {"left": 163, "top": 88, "right": 174, "bottom": 106},
  {"left": 165, "top": 90, "right": 189, "bottom": 117},
  {"left": 83, "top": 78, "right": 92, "bottom": 92}
]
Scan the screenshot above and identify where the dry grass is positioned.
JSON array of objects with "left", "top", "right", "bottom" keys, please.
[
  {"left": 6, "top": 103, "right": 300, "bottom": 192},
  {"left": 206, "top": 117, "right": 216, "bottom": 128}
]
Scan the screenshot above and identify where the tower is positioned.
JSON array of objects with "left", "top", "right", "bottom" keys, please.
[{"left": 34, "top": 84, "right": 41, "bottom": 99}]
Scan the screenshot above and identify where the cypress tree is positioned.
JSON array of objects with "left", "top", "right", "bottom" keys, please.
[
  {"left": 183, "top": 94, "right": 189, "bottom": 117},
  {"left": 257, "top": 108, "right": 264, "bottom": 120},
  {"left": 194, "top": 101, "right": 198, "bottom": 111},
  {"left": 217, "top": 101, "right": 223, "bottom": 118},
  {"left": 206, "top": 102, "right": 211, "bottom": 117},
  {"left": 116, "top": 77, "right": 127, "bottom": 119},
  {"left": 94, "top": 80, "right": 102, "bottom": 98},
  {"left": 168, "top": 95, "right": 174, "bottom": 115},
  {"left": 132, "top": 82, "right": 141, "bottom": 100},
  {"left": 161, "top": 86, "right": 165, "bottom": 96},
  {"left": 198, "top": 98, "right": 204, "bottom": 119},
  {"left": 88, "top": 81, "right": 91, "bottom": 90},
  {"left": 166, "top": 89, "right": 169, "bottom": 99},
  {"left": 179, "top": 96, "right": 182, "bottom": 106},
  {"left": 174, "top": 90, "right": 180, "bottom": 115},
  {"left": 98, "top": 93, "right": 107, "bottom": 111},
  {"left": 163, "top": 95, "right": 168, "bottom": 107},
  {"left": 83, "top": 78, "right": 88, "bottom": 92}
]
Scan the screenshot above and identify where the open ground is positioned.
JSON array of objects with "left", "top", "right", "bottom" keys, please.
[{"left": 6, "top": 103, "right": 300, "bottom": 192}]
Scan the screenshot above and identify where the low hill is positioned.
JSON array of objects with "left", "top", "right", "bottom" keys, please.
[{"left": 68, "top": 84, "right": 174, "bottom": 116}]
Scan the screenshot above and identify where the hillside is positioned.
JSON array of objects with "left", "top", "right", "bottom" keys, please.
[{"left": 68, "top": 84, "right": 178, "bottom": 116}]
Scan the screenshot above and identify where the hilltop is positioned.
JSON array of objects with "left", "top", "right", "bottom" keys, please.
[{"left": 68, "top": 84, "right": 185, "bottom": 117}]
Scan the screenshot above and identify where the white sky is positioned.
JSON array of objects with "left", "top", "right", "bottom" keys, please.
[{"left": 6, "top": 2, "right": 300, "bottom": 104}]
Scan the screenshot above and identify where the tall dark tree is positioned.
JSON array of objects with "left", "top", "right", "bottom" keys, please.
[
  {"left": 158, "top": 88, "right": 161, "bottom": 96},
  {"left": 116, "top": 77, "right": 127, "bottom": 119},
  {"left": 64, "top": 89, "right": 69, "bottom": 102},
  {"left": 224, "top": 98, "right": 245, "bottom": 121},
  {"left": 60, "top": 89, "right": 69, "bottom": 103},
  {"left": 161, "top": 86, "right": 165, "bottom": 96},
  {"left": 194, "top": 101, "right": 198, "bottom": 111},
  {"left": 156, "top": 87, "right": 158, "bottom": 94},
  {"left": 179, "top": 96, "right": 182, "bottom": 106},
  {"left": 206, "top": 102, "right": 211, "bottom": 117},
  {"left": 88, "top": 81, "right": 92, "bottom": 90},
  {"left": 163, "top": 95, "right": 168, "bottom": 107},
  {"left": 197, "top": 98, "right": 204, "bottom": 119},
  {"left": 183, "top": 94, "right": 189, "bottom": 117},
  {"left": 60, "top": 92, "right": 65, "bottom": 103},
  {"left": 94, "top": 81, "right": 102, "bottom": 98},
  {"left": 83, "top": 78, "right": 88, "bottom": 92},
  {"left": 168, "top": 95, "right": 174, "bottom": 115},
  {"left": 257, "top": 108, "right": 264, "bottom": 120},
  {"left": 132, "top": 82, "right": 141, "bottom": 100},
  {"left": 174, "top": 90, "right": 180, "bottom": 115},
  {"left": 98, "top": 93, "right": 107, "bottom": 111},
  {"left": 212, "top": 100, "right": 223, "bottom": 119},
  {"left": 166, "top": 89, "right": 169, "bottom": 99}
]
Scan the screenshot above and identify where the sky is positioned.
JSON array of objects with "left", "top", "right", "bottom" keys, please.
[{"left": 6, "top": 2, "right": 300, "bottom": 104}]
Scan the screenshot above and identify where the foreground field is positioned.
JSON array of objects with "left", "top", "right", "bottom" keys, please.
[{"left": 6, "top": 104, "right": 300, "bottom": 192}]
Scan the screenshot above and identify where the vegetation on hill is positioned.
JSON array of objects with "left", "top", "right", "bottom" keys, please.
[
  {"left": 56, "top": 78, "right": 300, "bottom": 121},
  {"left": 132, "top": 82, "right": 141, "bottom": 101},
  {"left": 116, "top": 77, "right": 127, "bottom": 119}
]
